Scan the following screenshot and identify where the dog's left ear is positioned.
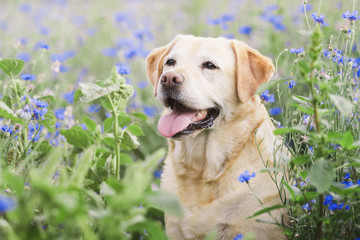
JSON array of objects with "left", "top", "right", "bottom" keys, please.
[
  {"left": 146, "top": 36, "right": 180, "bottom": 96},
  {"left": 230, "top": 40, "right": 275, "bottom": 103}
]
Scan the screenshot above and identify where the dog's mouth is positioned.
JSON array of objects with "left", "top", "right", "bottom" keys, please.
[{"left": 158, "top": 98, "right": 220, "bottom": 138}]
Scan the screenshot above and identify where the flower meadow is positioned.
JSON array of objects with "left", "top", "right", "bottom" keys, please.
[{"left": 0, "top": 0, "right": 360, "bottom": 239}]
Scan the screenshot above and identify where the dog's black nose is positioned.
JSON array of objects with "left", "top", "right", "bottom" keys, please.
[{"left": 160, "top": 72, "right": 184, "bottom": 87}]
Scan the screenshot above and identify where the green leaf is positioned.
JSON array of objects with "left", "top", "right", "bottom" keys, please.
[
  {"left": 73, "top": 89, "right": 82, "bottom": 103},
  {"left": 0, "top": 101, "right": 24, "bottom": 124},
  {"left": 132, "top": 112, "right": 148, "bottom": 121},
  {"left": 0, "top": 59, "right": 24, "bottom": 77},
  {"left": 37, "top": 95, "right": 55, "bottom": 105},
  {"left": 60, "top": 126, "right": 93, "bottom": 149},
  {"left": 146, "top": 190, "right": 183, "bottom": 217},
  {"left": 290, "top": 103, "right": 314, "bottom": 115},
  {"left": 42, "top": 110, "right": 56, "bottom": 132},
  {"left": 79, "top": 82, "right": 120, "bottom": 103},
  {"left": 308, "top": 158, "right": 335, "bottom": 193},
  {"left": 118, "top": 114, "right": 132, "bottom": 128},
  {"left": 329, "top": 94, "right": 353, "bottom": 116},
  {"left": 103, "top": 117, "right": 113, "bottom": 133},
  {"left": 282, "top": 181, "right": 300, "bottom": 201},
  {"left": 82, "top": 116, "right": 97, "bottom": 132},
  {"left": 126, "top": 124, "right": 144, "bottom": 136},
  {"left": 246, "top": 204, "right": 285, "bottom": 219},
  {"left": 273, "top": 126, "right": 307, "bottom": 135},
  {"left": 256, "top": 79, "right": 286, "bottom": 94},
  {"left": 340, "top": 131, "right": 354, "bottom": 149},
  {"left": 120, "top": 153, "right": 133, "bottom": 166},
  {"left": 291, "top": 155, "right": 311, "bottom": 165}
]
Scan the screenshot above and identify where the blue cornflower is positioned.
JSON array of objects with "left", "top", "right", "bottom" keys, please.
[
  {"left": 260, "top": 90, "right": 275, "bottom": 103},
  {"left": 35, "top": 41, "right": 49, "bottom": 50},
  {"left": 38, "top": 26, "right": 50, "bottom": 35},
  {"left": 1, "top": 125, "right": 13, "bottom": 135},
  {"left": 343, "top": 173, "right": 350, "bottom": 180},
  {"left": 324, "top": 194, "right": 333, "bottom": 205},
  {"left": 302, "top": 203, "right": 310, "bottom": 211},
  {"left": 88, "top": 104, "right": 101, "bottom": 113},
  {"left": 143, "top": 105, "right": 158, "bottom": 117},
  {"left": 341, "top": 180, "right": 354, "bottom": 188},
  {"left": 137, "top": 81, "right": 148, "bottom": 89},
  {"left": 31, "top": 99, "right": 49, "bottom": 109},
  {"left": 102, "top": 48, "right": 118, "bottom": 57},
  {"left": 28, "top": 124, "right": 43, "bottom": 141},
  {"left": 233, "top": 234, "right": 243, "bottom": 240},
  {"left": 19, "top": 105, "right": 32, "bottom": 120},
  {"left": 33, "top": 108, "right": 48, "bottom": 120},
  {"left": 269, "top": 107, "right": 282, "bottom": 115},
  {"left": 54, "top": 108, "right": 65, "bottom": 120},
  {"left": 116, "top": 63, "right": 131, "bottom": 75},
  {"left": 328, "top": 203, "right": 339, "bottom": 211},
  {"left": 261, "top": 13, "right": 286, "bottom": 31},
  {"left": 311, "top": 13, "right": 328, "bottom": 27},
  {"left": 63, "top": 91, "right": 75, "bottom": 104},
  {"left": 154, "top": 170, "right": 163, "bottom": 179},
  {"left": 238, "top": 26, "right": 252, "bottom": 35},
  {"left": 342, "top": 11, "right": 360, "bottom": 21},
  {"left": 237, "top": 170, "right": 256, "bottom": 183},
  {"left": 357, "top": 179, "right": 360, "bottom": 185},
  {"left": 16, "top": 52, "right": 31, "bottom": 62},
  {"left": 208, "top": 13, "right": 234, "bottom": 30},
  {"left": 20, "top": 73, "right": 36, "bottom": 81},
  {"left": 290, "top": 48, "right": 304, "bottom": 54},
  {"left": 288, "top": 80, "right": 298, "bottom": 89},
  {"left": 0, "top": 195, "right": 16, "bottom": 213}
]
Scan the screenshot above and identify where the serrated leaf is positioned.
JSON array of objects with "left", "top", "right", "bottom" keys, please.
[
  {"left": 60, "top": 126, "right": 93, "bottom": 149},
  {"left": 291, "top": 155, "right": 311, "bottom": 165},
  {"left": 309, "top": 158, "right": 334, "bottom": 193},
  {"left": 0, "top": 101, "right": 24, "bottom": 124},
  {"left": 256, "top": 79, "right": 285, "bottom": 94},
  {"left": 246, "top": 204, "right": 285, "bottom": 219},
  {"left": 103, "top": 117, "right": 113, "bottom": 133},
  {"left": 126, "top": 124, "right": 144, "bottom": 136},
  {"left": 79, "top": 82, "right": 120, "bottom": 103},
  {"left": 0, "top": 59, "right": 24, "bottom": 77},
  {"left": 329, "top": 94, "right": 353, "bottom": 116},
  {"left": 82, "top": 116, "right": 97, "bottom": 132}
]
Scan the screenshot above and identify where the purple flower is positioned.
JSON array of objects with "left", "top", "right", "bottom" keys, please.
[
  {"left": 116, "top": 63, "right": 131, "bottom": 75},
  {"left": 342, "top": 11, "right": 360, "bottom": 21},
  {"left": 16, "top": 52, "right": 31, "bottom": 62},
  {"left": 237, "top": 170, "right": 256, "bottom": 183},
  {"left": 290, "top": 48, "right": 304, "bottom": 54},
  {"left": 0, "top": 195, "right": 16, "bottom": 213},
  {"left": 63, "top": 91, "right": 75, "bottom": 104},
  {"left": 302, "top": 203, "right": 310, "bottom": 211},
  {"left": 324, "top": 194, "right": 333, "bottom": 205},
  {"left": 233, "top": 234, "right": 243, "bottom": 240},
  {"left": 238, "top": 26, "right": 252, "bottom": 35},
  {"left": 311, "top": 12, "right": 328, "bottom": 27},
  {"left": 20, "top": 73, "right": 36, "bottom": 81},
  {"left": 260, "top": 90, "right": 275, "bottom": 103},
  {"left": 288, "top": 80, "right": 298, "bottom": 89},
  {"left": 269, "top": 107, "right": 282, "bottom": 115}
]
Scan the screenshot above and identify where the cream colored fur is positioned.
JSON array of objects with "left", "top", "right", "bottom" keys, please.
[{"left": 146, "top": 35, "right": 288, "bottom": 240}]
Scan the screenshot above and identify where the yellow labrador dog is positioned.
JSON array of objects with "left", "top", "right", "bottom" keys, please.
[{"left": 146, "top": 35, "right": 287, "bottom": 240}]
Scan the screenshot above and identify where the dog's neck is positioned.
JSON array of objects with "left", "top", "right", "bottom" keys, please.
[{"left": 169, "top": 96, "right": 270, "bottom": 182}]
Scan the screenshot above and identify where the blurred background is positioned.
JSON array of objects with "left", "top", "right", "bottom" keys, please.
[{"left": 0, "top": 0, "right": 356, "bottom": 155}]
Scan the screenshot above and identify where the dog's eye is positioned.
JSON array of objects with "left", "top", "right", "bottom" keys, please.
[
  {"left": 165, "top": 59, "right": 176, "bottom": 66},
  {"left": 202, "top": 61, "right": 218, "bottom": 70}
]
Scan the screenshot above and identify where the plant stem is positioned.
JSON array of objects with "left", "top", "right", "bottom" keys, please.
[
  {"left": 303, "top": 3, "right": 312, "bottom": 32},
  {"left": 107, "top": 94, "right": 121, "bottom": 180},
  {"left": 316, "top": 194, "right": 324, "bottom": 239}
]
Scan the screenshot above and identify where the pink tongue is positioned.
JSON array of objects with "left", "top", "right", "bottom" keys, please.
[{"left": 158, "top": 110, "right": 198, "bottom": 138}]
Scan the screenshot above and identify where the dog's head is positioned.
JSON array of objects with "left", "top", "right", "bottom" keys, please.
[{"left": 146, "top": 35, "right": 274, "bottom": 139}]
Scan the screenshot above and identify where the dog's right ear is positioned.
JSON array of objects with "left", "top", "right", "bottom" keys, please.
[{"left": 146, "top": 36, "right": 180, "bottom": 96}]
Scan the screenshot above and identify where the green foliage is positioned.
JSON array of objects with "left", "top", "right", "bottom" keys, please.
[{"left": 0, "top": 59, "right": 24, "bottom": 77}]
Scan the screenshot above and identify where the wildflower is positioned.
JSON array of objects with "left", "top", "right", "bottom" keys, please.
[
  {"left": 323, "top": 194, "right": 333, "bottom": 205},
  {"left": 311, "top": 13, "right": 328, "bottom": 27},
  {"left": 290, "top": 48, "right": 304, "bottom": 55},
  {"left": 38, "top": 26, "right": 50, "bottom": 35},
  {"left": 35, "top": 41, "right": 49, "bottom": 50},
  {"left": 63, "top": 91, "right": 75, "bottom": 104},
  {"left": 238, "top": 26, "right": 252, "bottom": 35},
  {"left": 343, "top": 173, "right": 350, "bottom": 180},
  {"left": 233, "top": 234, "right": 243, "bottom": 240},
  {"left": 20, "top": 73, "right": 36, "bottom": 81},
  {"left": 18, "top": 105, "right": 32, "bottom": 120},
  {"left": 102, "top": 48, "right": 118, "bottom": 57},
  {"left": 269, "top": 107, "right": 282, "bottom": 115},
  {"left": 288, "top": 80, "right": 298, "bottom": 89},
  {"left": 237, "top": 170, "right": 256, "bottom": 183},
  {"left": 302, "top": 203, "right": 310, "bottom": 211},
  {"left": 154, "top": 170, "right": 163, "bottom": 179},
  {"left": 342, "top": 11, "right": 360, "bottom": 22},
  {"left": 116, "top": 63, "right": 131, "bottom": 75},
  {"left": 260, "top": 90, "right": 275, "bottom": 103},
  {"left": 0, "top": 195, "right": 16, "bottom": 213},
  {"left": 137, "top": 81, "right": 148, "bottom": 89},
  {"left": 143, "top": 105, "right": 158, "bottom": 117},
  {"left": 87, "top": 104, "right": 101, "bottom": 113},
  {"left": 16, "top": 52, "right": 31, "bottom": 62},
  {"left": 1, "top": 125, "right": 14, "bottom": 135},
  {"left": 341, "top": 180, "right": 353, "bottom": 188},
  {"left": 357, "top": 179, "right": 360, "bottom": 185},
  {"left": 208, "top": 13, "right": 235, "bottom": 30},
  {"left": 261, "top": 12, "right": 286, "bottom": 31}
]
